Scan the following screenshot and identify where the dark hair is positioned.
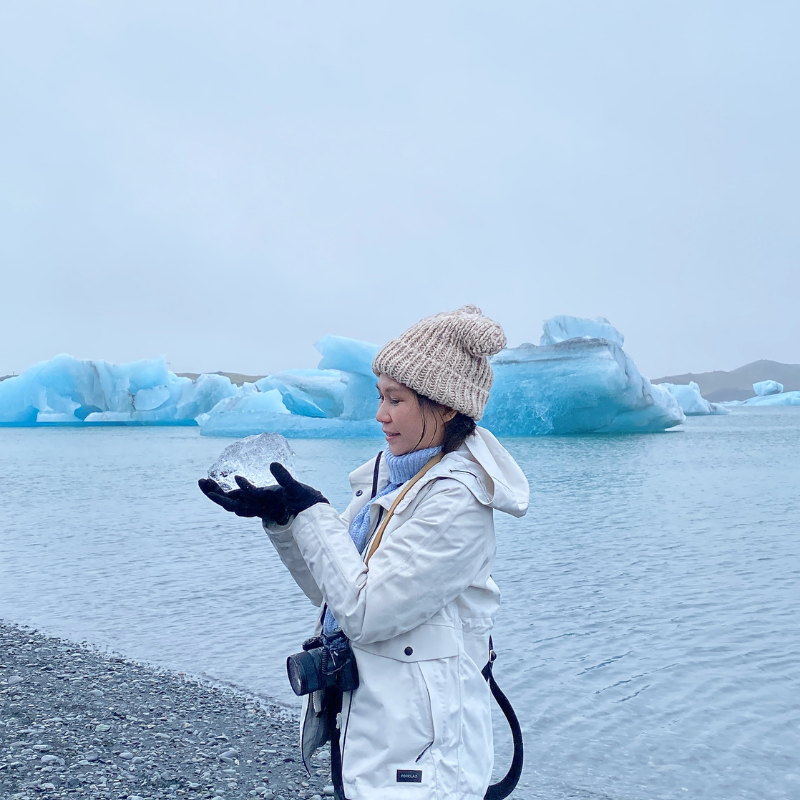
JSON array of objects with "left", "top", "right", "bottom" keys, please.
[{"left": 415, "top": 394, "right": 477, "bottom": 454}]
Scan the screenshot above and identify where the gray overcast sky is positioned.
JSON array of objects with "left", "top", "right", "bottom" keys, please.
[{"left": 1, "top": 2, "right": 798, "bottom": 379}]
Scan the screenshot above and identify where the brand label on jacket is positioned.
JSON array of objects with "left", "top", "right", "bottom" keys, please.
[{"left": 396, "top": 769, "right": 423, "bottom": 783}]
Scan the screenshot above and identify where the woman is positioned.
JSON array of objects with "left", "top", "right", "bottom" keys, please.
[{"left": 201, "top": 305, "right": 529, "bottom": 800}]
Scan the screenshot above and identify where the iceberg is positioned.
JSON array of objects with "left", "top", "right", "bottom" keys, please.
[
  {"left": 0, "top": 354, "right": 238, "bottom": 426},
  {"left": 481, "top": 320, "right": 684, "bottom": 435},
  {"left": 727, "top": 390, "right": 800, "bottom": 407},
  {"left": 722, "top": 379, "right": 800, "bottom": 407},
  {"left": 0, "top": 316, "right": 686, "bottom": 437},
  {"left": 198, "top": 317, "right": 683, "bottom": 438},
  {"left": 660, "top": 382, "right": 728, "bottom": 416},
  {"left": 753, "top": 380, "right": 784, "bottom": 397},
  {"left": 197, "top": 336, "right": 382, "bottom": 438}
]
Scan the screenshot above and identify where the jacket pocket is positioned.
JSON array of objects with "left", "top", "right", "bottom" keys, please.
[
  {"left": 340, "top": 645, "right": 442, "bottom": 792},
  {"left": 414, "top": 662, "right": 435, "bottom": 761}
]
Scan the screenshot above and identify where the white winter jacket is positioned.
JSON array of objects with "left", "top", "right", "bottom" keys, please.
[{"left": 264, "top": 427, "right": 529, "bottom": 800}]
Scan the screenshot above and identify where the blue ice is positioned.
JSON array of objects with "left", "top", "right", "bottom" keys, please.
[
  {"left": 753, "top": 380, "right": 784, "bottom": 397},
  {"left": 481, "top": 320, "right": 684, "bottom": 435},
  {"left": 721, "top": 379, "right": 800, "bottom": 408},
  {"left": 0, "top": 317, "right": 687, "bottom": 436},
  {"left": 199, "top": 317, "right": 684, "bottom": 438},
  {"left": 660, "top": 381, "right": 728, "bottom": 416},
  {"left": 0, "top": 354, "right": 237, "bottom": 425},
  {"left": 726, "top": 386, "right": 800, "bottom": 407},
  {"left": 198, "top": 336, "right": 382, "bottom": 438},
  {"left": 539, "top": 315, "right": 625, "bottom": 348}
]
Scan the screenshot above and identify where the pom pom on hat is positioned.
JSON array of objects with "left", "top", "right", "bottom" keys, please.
[
  {"left": 455, "top": 304, "right": 507, "bottom": 357},
  {"left": 372, "top": 305, "right": 507, "bottom": 420}
]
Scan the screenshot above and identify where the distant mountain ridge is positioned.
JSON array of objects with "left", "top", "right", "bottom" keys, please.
[{"left": 653, "top": 360, "right": 800, "bottom": 402}]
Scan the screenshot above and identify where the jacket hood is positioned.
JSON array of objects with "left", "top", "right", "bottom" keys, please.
[{"left": 449, "top": 426, "right": 529, "bottom": 517}]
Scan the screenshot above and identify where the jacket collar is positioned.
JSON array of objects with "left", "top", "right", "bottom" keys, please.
[{"left": 370, "top": 427, "right": 529, "bottom": 518}]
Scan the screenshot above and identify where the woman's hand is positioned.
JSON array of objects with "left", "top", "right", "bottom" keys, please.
[
  {"left": 198, "top": 477, "right": 288, "bottom": 521},
  {"left": 269, "top": 463, "right": 329, "bottom": 519},
  {"left": 198, "top": 463, "right": 328, "bottom": 524}
]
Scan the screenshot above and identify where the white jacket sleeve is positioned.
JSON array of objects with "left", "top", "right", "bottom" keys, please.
[
  {"left": 262, "top": 519, "right": 324, "bottom": 607},
  {"left": 288, "top": 479, "right": 493, "bottom": 644}
]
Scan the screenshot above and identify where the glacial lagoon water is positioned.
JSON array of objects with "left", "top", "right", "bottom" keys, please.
[{"left": 1, "top": 409, "right": 799, "bottom": 800}]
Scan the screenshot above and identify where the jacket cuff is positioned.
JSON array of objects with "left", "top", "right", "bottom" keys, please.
[{"left": 262, "top": 517, "right": 294, "bottom": 536}]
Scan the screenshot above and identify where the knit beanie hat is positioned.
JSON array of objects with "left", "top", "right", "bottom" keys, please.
[{"left": 372, "top": 305, "right": 506, "bottom": 420}]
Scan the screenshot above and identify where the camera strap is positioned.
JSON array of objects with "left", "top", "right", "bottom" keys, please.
[
  {"left": 365, "top": 452, "right": 444, "bottom": 563},
  {"left": 370, "top": 450, "right": 382, "bottom": 498},
  {"left": 325, "top": 686, "right": 349, "bottom": 800},
  {"left": 482, "top": 636, "right": 524, "bottom": 800}
]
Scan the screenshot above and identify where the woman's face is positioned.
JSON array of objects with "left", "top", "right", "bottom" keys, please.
[{"left": 376, "top": 374, "right": 451, "bottom": 455}]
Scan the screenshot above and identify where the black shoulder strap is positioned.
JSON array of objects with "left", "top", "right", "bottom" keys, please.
[
  {"left": 371, "top": 451, "right": 382, "bottom": 499},
  {"left": 482, "top": 637, "right": 524, "bottom": 800},
  {"left": 325, "top": 687, "right": 349, "bottom": 800}
]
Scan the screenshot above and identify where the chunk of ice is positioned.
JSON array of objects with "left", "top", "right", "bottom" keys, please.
[
  {"left": 661, "top": 382, "right": 728, "bottom": 416},
  {"left": 207, "top": 433, "right": 295, "bottom": 492},
  {"left": 753, "top": 380, "right": 784, "bottom": 397}
]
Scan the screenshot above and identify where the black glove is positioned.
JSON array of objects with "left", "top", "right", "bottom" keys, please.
[
  {"left": 269, "top": 462, "right": 329, "bottom": 522},
  {"left": 198, "top": 477, "right": 287, "bottom": 521},
  {"left": 198, "top": 465, "right": 327, "bottom": 524}
]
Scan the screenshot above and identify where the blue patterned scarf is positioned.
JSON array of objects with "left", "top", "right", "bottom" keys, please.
[{"left": 322, "top": 445, "right": 442, "bottom": 634}]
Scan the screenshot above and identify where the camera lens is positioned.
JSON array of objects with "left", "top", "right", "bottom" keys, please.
[{"left": 287, "top": 649, "right": 324, "bottom": 696}]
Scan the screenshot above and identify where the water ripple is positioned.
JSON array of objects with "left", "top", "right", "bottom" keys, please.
[{"left": 1, "top": 409, "right": 799, "bottom": 799}]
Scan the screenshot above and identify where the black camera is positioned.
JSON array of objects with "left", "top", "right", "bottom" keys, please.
[{"left": 287, "top": 630, "right": 360, "bottom": 696}]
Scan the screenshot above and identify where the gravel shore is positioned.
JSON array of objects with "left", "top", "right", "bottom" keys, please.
[{"left": 0, "top": 621, "right": 333, "bottom": 800}]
